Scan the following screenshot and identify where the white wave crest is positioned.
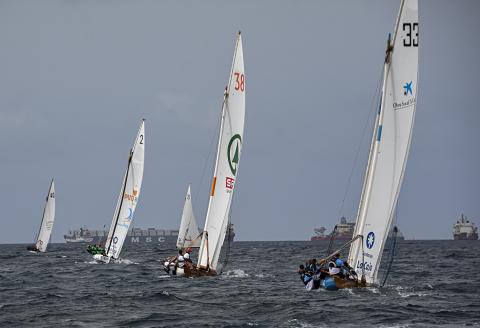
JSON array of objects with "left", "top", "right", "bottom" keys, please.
[{"left": 222, "top": 269, "right": 249, "bottom": 278}]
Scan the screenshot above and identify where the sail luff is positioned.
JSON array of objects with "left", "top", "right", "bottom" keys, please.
[
  {"left": 196, "top": 91, "right": 228, "bottom": 267},
  {"left": 391, "top": 0, "right": 407, "bottom": 48},
  {"left": 105, "top": 156, "right": 131, "bottom": 254},
  {"left": 34, "top": 179, "right": 52, "bottom": 243},
  {"left": 348, "top": 60, "right": 390, "bottom": 271}
]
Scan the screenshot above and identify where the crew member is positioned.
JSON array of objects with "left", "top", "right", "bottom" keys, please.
[
  {"left": 183, "top": 247, "right": 193, "bottom": 263},
  {"left": 298, "top": 264, "right": 312, "bottom": 285},
  {"left": 328, "top": 261, "right": 341, "bottom": 276}
]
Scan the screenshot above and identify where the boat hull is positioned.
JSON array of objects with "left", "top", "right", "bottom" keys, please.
[
  {"left": 454, "top": 233, "right": 478, "bottom": 240},
  {"left": 93, "top": 254, "right": 111, "bottom": 263},
  {"left": 307, "top": 276, "right": 367, "bottom": 291}
]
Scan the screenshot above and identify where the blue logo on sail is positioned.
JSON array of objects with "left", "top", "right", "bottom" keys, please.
[
  {"left": 366, "top": 232, "right": 375, "bottom": 249},
  {"left": 403, "top": 81, "right": 413, "bottom": 96}
]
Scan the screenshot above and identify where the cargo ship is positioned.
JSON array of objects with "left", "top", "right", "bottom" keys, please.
[
  {"left": 453, "top": 214, "right": 478, "bottom": 240},
  {"left": 311, "top": 217, "right": 404, "bottom": 241},
  {"left": 311, "top": 217, "right": 355, "bottom": 241},
  {"left": 64, "top": 223, "right": 235, "bottom": 245}
]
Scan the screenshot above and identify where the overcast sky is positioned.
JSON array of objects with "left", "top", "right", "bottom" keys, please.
[{"left": 0, "top": 0, "right": 478, "bottom": 243}]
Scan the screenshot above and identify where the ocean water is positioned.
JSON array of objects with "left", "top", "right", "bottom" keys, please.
[{"left": 0, "top": 240, "right": 479, "bottom": 327}]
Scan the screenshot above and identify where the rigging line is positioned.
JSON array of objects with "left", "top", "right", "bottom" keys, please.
[
  {"left": 381, "top": 203, "right": 400, "bottom": 286},
  {"left": 106, "top": 153, "right": 132, "bottom": 256},
  {"left": 195, "top": 98, "right": 224, "bottom": 217},
  {"left": 219, "top": 223, "right": 232, "bottom": 275},
  {"left": 337, "top": 70, "right": 384, "bottom": 219},
  {"left": 220, "top": 158, "right": 240, "bottom": 274},
  {"left": 325, "top": 225, "right": 338, "bottom": 258},
  {"left": 34, "top": 180, "right": 53, "bottom": 244},
  {"left": 381, "top": 226, "right": 398, "bottom": 287}
]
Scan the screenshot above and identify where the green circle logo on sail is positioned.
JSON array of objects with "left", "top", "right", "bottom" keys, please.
[{"left": 227, "top": 134, "right": 242, "bottom": 176}]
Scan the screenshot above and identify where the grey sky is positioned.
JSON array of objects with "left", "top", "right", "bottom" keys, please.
[{"left": 0, "top": 0, "right": 478, "bottom": 243}]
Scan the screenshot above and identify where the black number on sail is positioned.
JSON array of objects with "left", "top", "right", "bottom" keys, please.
[
  {"left": 139, "top": 135, "right": 144, "bottom": 144},
  {"left": 403, "top": 23, "right": 418, "bottom": 47}
]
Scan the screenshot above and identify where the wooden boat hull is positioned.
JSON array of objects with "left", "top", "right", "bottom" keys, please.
[
  {"left": 321, "top": 276, "right": 367, "bottom": 291},
  {"left": 183, "top": 264, "right": 217, "bottom": 277}
]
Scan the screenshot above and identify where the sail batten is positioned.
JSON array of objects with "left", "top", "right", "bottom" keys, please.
[
  {"left": 348, "top": 0, "right": 418, "bottom": 284},
  {"left": 105, "top": 120, "right": 145, "bottom": 260},
  {"left": 197, "top": 33, "right": 245, "bottom": 271}
]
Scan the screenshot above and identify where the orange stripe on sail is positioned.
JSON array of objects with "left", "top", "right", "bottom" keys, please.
[{"left": 211, "top": 177, "right": 217, "bottom": 196}]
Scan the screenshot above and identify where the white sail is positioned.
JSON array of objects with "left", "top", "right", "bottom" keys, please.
[
  {"left": 197, "top": 32, "right": 245, "bottom": 271},
  {"left": 35, "top": 179, "right": 56, "bottom": 252},
  {"left": 176, "top": 184, "right": 200, "bottom": 249},
  {"left": 104, "top": 120, "right": 145, "bottom": 260},
  {"left": 348, "top": 0, "right": 418, "bottom": 284}
]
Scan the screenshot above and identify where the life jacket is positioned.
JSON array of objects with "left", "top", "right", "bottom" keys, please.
[
  {"left": 335, "top": 259, "right": 344, "bottom": 267},
  {"left": 177, "top": 255, "right": 185, "bottom": 268},
  {"left": 303, "top": 273, "right": 312, "bottom": 284}
]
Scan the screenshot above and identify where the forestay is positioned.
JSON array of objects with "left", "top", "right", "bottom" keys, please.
[
  {"left": 197, "top": 32, "right": 245, "bottom": 271},
  {"left": 348, "top": 0, "right": 418, "bottom": 284},
  {"left": 105, "top": 120, "right": 145, "bottom": 260},
  {"left": 176, "top": 184, "right": 200, "bottom": 249},
  {"left": 35, "top": 179, "right": 56, "bottom": 252}
]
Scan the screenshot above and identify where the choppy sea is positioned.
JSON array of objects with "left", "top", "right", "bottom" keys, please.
[{"left": 0, "top": 240, "right": 479, "bottom": 327}]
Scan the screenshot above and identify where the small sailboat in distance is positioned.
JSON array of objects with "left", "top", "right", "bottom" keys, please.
[
  {"left": 302, "top": 0, "right": 419, "bottom": 290},
  {"left": 176, "top": 184, "right": 201, "bottom": 250},
  {"left": 92, "top": 120, "right": 145, "bottom": 263},
  {"left": 27, "top": 179, "right": 55, "bottom": 252},
  {"left": 164, "top": 32, "right": 245, "bottom": 277}
]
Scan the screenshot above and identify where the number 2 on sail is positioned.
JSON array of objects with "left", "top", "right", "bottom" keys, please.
[{"left": 234, "top": 72, "right": 245, "bottom": 91}]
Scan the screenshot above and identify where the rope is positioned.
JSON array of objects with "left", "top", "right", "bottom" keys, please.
[
  {"left": 195, "top": 99, "right": 224, "bottom": 213},
  {"left": 325, "top": 225, "right": 338, "bottom": 258},
  {"left": 336, "top": 71, "right": 384, "bottom": 219},
  {"left": 380, "top": 226, "right": 398, "bottom": 287},
  {"left": 219, "top": 223, "right": 232, "bottom": 275}
]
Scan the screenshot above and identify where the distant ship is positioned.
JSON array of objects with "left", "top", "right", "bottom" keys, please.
[
  {"left": 64, "top": 223, "right": 235, "bottom": 244},
  {"left": 311, "top": 217, "right": 355, "bottom": 241},
  {"left": 311, "top": 216, "right": 404, "bottom": 241},
  {"left": 453, "top": 214, "right": 478, "bottom": 240}
]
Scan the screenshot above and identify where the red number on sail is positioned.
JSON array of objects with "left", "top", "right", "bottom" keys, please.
[{"left": 234, "top": 72, "right": 245, "bottom": 92}]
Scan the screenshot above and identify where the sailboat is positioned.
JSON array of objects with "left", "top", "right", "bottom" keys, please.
[
  {"left": 93, "top": 120, "right": 145, "bottom": 263},
  {"left": 166, "top": 32, "right": 245, "bottom": 277},
  {"left": 27, "top": 179, "right": 55, "bottom": 252},
  {"left": 176, "top": 184, "right": 201, "bottom": 249},
  {"left": 310, "top": 0, "right": 419, "bottom": 290}
]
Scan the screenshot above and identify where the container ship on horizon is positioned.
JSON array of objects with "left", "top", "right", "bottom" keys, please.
[{"left": 64, "top": 223, "right": 235, "bottom": 245}]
